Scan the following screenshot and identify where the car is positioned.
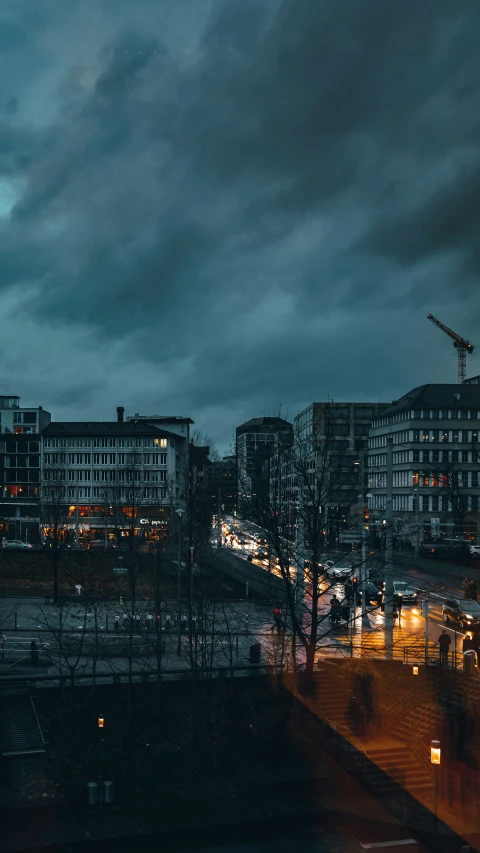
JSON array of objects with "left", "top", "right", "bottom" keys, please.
[
  {"left": 87, "top": 539, "right": 107, "bottom": 550},
  {"left": 3, "top": 539, "right": 32, "bottom": 550},
  {"left": 443, "top": 598, "right": 480, "bottom": 630},
  {"left": 393, "top": 581, "right": 418, "bottom": 605},
  {"left": 470, "top": 545, "right": 480, "bottom": 557},
  {"left": 357, "top": 582, "right": 383, "bottom": 605},
  {"left": 326, "top": 564, "right": 352, "bottom": 581}
]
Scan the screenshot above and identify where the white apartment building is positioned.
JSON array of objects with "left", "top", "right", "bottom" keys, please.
[{"left": 40, "top": 408, "right": 187, "bottom": 546}]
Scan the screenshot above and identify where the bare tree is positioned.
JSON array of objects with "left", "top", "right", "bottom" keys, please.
[{"left": 40, "top": 462, "right": 69, "bottom": 604}]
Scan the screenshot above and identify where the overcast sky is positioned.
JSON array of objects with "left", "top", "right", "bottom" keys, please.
[{"left": 1, "top": 0, "right": 479, "bottom": 452}]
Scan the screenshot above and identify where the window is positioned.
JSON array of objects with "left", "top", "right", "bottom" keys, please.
[
  {"left": 93, "top": 438, "right": 100, "bottom": 447},
  {"left": 109, "top": 454, "right": 116, "bottom": 465},
  {"left": 413, "top": 450, "right": 420, "bottom": 462},
  {"left": 412, "top": 430, "right": 420, "bottom": 442},
  {"left": 159, "top": 453, "right": 167, "bottom": 465},
  {"left": 355, "top": 407, "right": 374, "bottom": 418},
  {"left": 432, "top": 450, "right": 440, "bottom": 462},
  {"left": 441, "top": 431, "right": 449, "bottom": 442},
  {"left": 431, "top": 496, "right": 439, "bottom": 512},
  {"left": 421, "top": 495, "right": 429, "bottom": 512},
  {"left": 422, "top": 430, "right": 429, "bottom": 441},
  {"left": 413, "top": 410, "right": 421, "bottom": 419},
  {"left": 93, "top": 454, "right": 100, "bottom": 465},
  {"left": 144, "top": 454, "right": 151, "bottom": 465},
  {"left": 159, "top": 470, "right": 167, "bottom": 482},
  {"left": 431, "top": 410, "right": 439, "bottom": 419},
  {"left": 160, "top": 438, "right": 167, "bottom": 448},
  {"left": 326, "top": 407, "right": 350, "bottom": 418},
  {"left": 441, "top": 495, "right": 448, "bottom": 512},
  {"left": 354, "top": 424, "right": 370, "bottom": 436},
  {"left": 430, "top": 430, "right": 439, "bottom": 442},
  {"left": 326, "top": 424, "right": 349, "bottom": 436},
  {"left": 412, "top": 472, "right": 419, "bottom": 485}
]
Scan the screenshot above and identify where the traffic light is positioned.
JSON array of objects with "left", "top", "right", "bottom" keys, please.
[{"left": 364, "top": 506, "right": 369, "bottom": 522}]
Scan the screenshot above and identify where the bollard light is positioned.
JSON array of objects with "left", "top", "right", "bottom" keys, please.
[
  {"left": 431, "top": 740, "right": 441, "bottom": 765},
  {"left": 98, "top": 714, "right": 104, "bottom": 729},
  {"left": 412, "top": 666, "right": 419, "bottom": 676}
]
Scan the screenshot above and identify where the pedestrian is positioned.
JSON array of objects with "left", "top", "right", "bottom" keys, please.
[
  {"left": 344, "top": 579, "right": 353, "bottom": 603},
  {"left": 114, "top": 615, "right": 119, "bottom": 632},
  {"left": 123, "top": 613, "right": 128, "bottom": 630},
  {"left": 473, "top": 632, "right": 480, "bottom": 668},
  {"left": 463, "top": 632, "right": 475, "bottom": 654},
  {"left": 330, "top": 595, "right": 341, "bottom": 625},
  {"left": 341, "top": 601, "right": 350, "bottom": 623},
  {"left": 394, "top": 593, "right": 403, "bottom": 622},
  {"left": 165, "top": 614, "right": 171, "bottom": 631},
  {"left": 0, "top": 633, "right": 5, "bottom": 658},
  {"left": 30, "top": 640, "right": 39, "bottom": 667},
  {"left": 438, "top": 629, "right": 451, "bottom": 665},
  {"left": 119, "top": 595, "right": 123, "bottom": 607},
  {"left": 462, "top": 578, "right": 471, "bottom": 599},
  {"left": 146, "top": 613, "right": 154, "bottom": 631}
]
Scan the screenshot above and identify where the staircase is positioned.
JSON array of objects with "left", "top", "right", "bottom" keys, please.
[
  {"left": 364, "top": 746, "right": 432, "bottom": 795},
  {"left": 0, "top": 686, "right": 46, "bottom": 756}
]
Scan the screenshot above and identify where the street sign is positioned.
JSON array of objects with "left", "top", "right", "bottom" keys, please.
[{"left": 113, "top": 567, "right": 128, "bottom": 575}]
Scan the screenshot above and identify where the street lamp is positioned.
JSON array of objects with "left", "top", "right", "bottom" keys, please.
[
  {"left": 431, "top": 739, "right": 440, "bottom": 851},
  {"left": 412, "top": 665, "right": 419, "bottom": 676},
  {"left": 175, "top": 507, "right": 185, "bottom": 655}
]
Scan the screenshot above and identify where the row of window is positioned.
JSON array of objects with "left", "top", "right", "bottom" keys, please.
[
  {"left": 370, "top": 493, "right": 479, "bottom": 513},
  {"left": 372, "top": 409, "right": 480, "bottom": 428},
  {"left": 45, "top": 469, "right": 169, "bottom": 483},
  {"left": 369, "top": 470, "right": 480, "bottom": 489},
  {"left": 65, "top": 469, "right": 168, "bottom": 483},
  {"left": 66, "top": 487, "right": 168, "bottom": 500},
  {"left": 370, "top": 450, "right": 478, "bottom": 465},
  {"left": 4, "top": 456, "right": 40, "bottom": 468},
  {"left": 43, "top": 453, "right": 168, "bottom": 466},
  {"left": 3, "top": 441, "right": 40, "bottom": 454},
  {"left": 43, "top": 436, "right": 168, "bottom": 449},
  {"left": 369, "top": 429, "right": 479, "bottom": 448}
]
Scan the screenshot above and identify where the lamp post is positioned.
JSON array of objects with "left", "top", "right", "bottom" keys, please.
[
  {"left": 361, "top": 493, "right": 373, "bottom": 617},
  {"left": 175, "top": 507, "right": 185, "bottom": 655},
  {"left": 413, "top": 486, "right": 420, "bottom": 558},
  {"left": 431, "top": 739, "right": 441, "bottom": 851}
]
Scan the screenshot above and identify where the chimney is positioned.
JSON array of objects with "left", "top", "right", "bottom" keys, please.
[{"left": 117, "top": 406, "right": 124, "bottom": 423}]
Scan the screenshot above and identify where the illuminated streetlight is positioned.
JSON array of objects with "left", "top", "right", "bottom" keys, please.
[
  {"left": 431, "top": 739, "right": 441, "bottom": 764},
  {"left": 98, "top": 714, "right": 104, "bottom": 729}
]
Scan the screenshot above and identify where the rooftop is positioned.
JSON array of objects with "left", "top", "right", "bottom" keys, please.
[
  {"left": 379, "top": 384, "right": 480, "bottom": 417},
  {"left": 43, "top": 422, "right": 184, "bottom": 438},
  {"left": 128, "top": 414, "right": 194, "bottom": 424},
  {"left": 237, "top": 416, "right": 293, "bottom": 431}
]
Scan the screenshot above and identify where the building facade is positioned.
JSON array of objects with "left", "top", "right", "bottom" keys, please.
[
  {"left": 294, "top": 401, "right": 388, "bottom": 544},
  {"left": 236, "top": 416, "right": 293, "bottom": 516},
  {"left": 367, "top": 384, "right": 480, "bottom": 544},
  {"left": 41, "top": 409, "right": 187, "bottom": 547},
  {"left": 0, "top": 396, "right": 51, "bottom": 542},
  {"left": 206, "top": 455, "right": 237, "bottom": 516}
]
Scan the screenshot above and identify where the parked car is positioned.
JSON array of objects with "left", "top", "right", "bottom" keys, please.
[
  {"left": 470, "top": 545, "right": 480, "bottom": 557},
  {"left": 393, "top": 580, "right": 418, "bottom": 605},
  {"left": 87, "top": 539, "right": 106, "bottom": 550},
  {"left": 443, "top": 598, "right": 480, "bottom": 630},
  {"left": 3, "top": 539, "right": 32, "bottom": 550},
  {"left": 326, "top": 563, "right": 352, "bottom": 581}
]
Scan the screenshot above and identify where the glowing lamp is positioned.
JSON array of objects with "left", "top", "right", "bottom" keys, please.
[
  {"left": 412, "top": 666, "right": 419, "bottom": 676},
  {"left": 98, "top": 715, "right": 104, "bottom": 729},
  {"left": 431, "top": 740, "right": 441, "bottom": 765}
]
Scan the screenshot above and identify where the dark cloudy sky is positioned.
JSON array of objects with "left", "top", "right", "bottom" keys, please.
[{"left": 1, "top": 0, "right": 480, "bottom": 451}]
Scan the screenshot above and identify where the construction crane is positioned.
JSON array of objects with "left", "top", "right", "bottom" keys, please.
[{"left": 427, "top": 314, "right": 474, "bottom": 383}]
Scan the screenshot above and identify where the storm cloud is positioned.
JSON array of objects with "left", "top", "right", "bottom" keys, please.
[{"left": 0, "top": 0, "right": 479, "bottom": 448}]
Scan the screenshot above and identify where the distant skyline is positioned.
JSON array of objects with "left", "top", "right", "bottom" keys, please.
[{"left": 0, "top": 1, "right": 479, "bottom": 453}]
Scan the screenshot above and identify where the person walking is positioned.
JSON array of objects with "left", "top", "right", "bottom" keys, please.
[
  {"left": 30, "top": 640, "right": 39, "bottom": 668},
  {"left": 463, "top": 632, "right": 475, "bottom": 654},
  {"left": 473, "top": 631, "right": 480, "bottom": 668},
  {"left": 438, "top": 629, "right": 451, "bottom": 665},
  {"left": 341, "top": 601, "right": 350, "bottom": 624},
  {"left": 114, "top": 615, "right": 120, "bottom": 632},
  {"left": 0, "top": 633, "right": 5, "bottom": 658},
  {"left": 344, "top": 579, "right": 353, "bottom": 603},
  {"left": 330, "top": 595, "right": 341, "bottom": 625},
  {"left": 462, "top": 578, "right": 471, "bottom": 599}
]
